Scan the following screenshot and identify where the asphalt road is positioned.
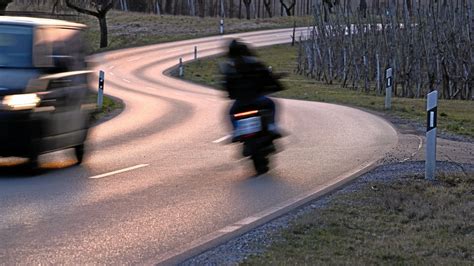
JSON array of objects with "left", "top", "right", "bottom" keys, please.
[{"left": 0, "top": 29, "right": 398, "bottom": 264}]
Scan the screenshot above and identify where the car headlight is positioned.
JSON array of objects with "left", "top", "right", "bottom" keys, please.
[{"left": 1, "top": 93, "right": 41, "bottom": 110}]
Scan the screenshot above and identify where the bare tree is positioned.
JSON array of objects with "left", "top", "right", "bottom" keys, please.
[
  {"left": 297, "top": 1, "right": 473, "bottom": 100},
  {"left": 164, "top": 0, "right": 172, "bottom": 13},
  {"left": 229, "top": 0, "right": 234, "bottom": 17},
  {"left": 280, "top": 0, "right": 295, "bottom": 16},
  {"left": 155, "top": 0, "right": 162, "bottom": 14},
  {"left": 359, "top": 0, "right": 367, "bottom": 18},
  {"left": 243, "top": 0, "right": 251, "bottom": 19},
  {"left": 0, "top": 0, "right": 13, "bottom": 15},
  {"left": 65, "top": 0, "right": 115, "bottom": 48},
  {"left": 263, "top": 0, "right": 272, "bottom": 17},
  {"left": 197, "top": 0, "right": 205, "bottom": 17}
]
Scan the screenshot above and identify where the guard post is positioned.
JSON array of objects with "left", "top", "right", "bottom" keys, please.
[
  {"left": 425, "top": 90, "right": 438, "bottom": 180},
  {"left": 194, "top": 46, "right": 198, "bottom": 60},
  {"left": 179, "top": 58, "right": 184, "bottom": 77},
  {"left": 98, "top": 70, "right": 105, "bottom": 110},
  {"left": 385, "top": 67, "right": 393, "bottom": 110},
  {"left": 220, "top": 19, "right": 224, "bottom": 34}
]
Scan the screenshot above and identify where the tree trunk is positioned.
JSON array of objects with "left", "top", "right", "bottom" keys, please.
[
  {"left": 263, "top": 0, "right": 272, "bottom": 17},
  {"left": 155, "top": 0, "right": 162, "bottom": 14},
  {"left": 220, "top": 0, "right": 225, "bottom": 17},
  {"left": 280, "top": 0, "right": 295, "bottom": 16},
  {"left": 165, "top": 0, "right": 173, "bottom": 14},
  {"left": 243, "top": 0, "right": 251, "bottom": 19},
  {"left": 229, "top": 0, "right": 234, "bottom": 17},
  {"left": 198, "top": 0, "right": 205, "bottom": 17},
  {"left": 0, "top": 0, "right": 13, "bottom": 15},
  {"left": 188, "top": 0, "right": 195, "bottom": 16},
  {"left": 98, "top": 15, "right": 108, "bottom": 48},
  {"left": 239, "top": 0, "right": 242, "bottom": 18},
  {"left": 359, "top": 0, "right": 367, "bottom": 18},
  {"left": 65, "top": 0, "right": 114, "bottom": 48}
]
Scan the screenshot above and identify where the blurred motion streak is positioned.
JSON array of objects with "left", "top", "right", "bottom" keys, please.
[{"left": 0, "top": 16, "right": 95, "bottom": 171}]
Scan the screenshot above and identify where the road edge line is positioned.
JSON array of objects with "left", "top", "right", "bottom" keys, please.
[{"left": 152, "top": 160, "right": 380, "bottom": 265}]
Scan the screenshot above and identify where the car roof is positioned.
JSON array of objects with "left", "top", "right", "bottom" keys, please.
[{"left": 0, "top": 16, "right": 86, "bottom": 29}]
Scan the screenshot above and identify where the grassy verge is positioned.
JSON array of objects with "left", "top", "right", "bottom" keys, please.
[
  {"left": 182, "top": 44, "right": 474, "bottom": 138},
  {"left": 89, "top": 94, "right": 123, "bottom": 123},
  {"left": 243, "top": 174, "right": 474, "bottom": 264}
]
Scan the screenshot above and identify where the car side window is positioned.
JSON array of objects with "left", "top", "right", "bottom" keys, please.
[{"left": 51, "top": 28, "right": 86, "bottom": 71}]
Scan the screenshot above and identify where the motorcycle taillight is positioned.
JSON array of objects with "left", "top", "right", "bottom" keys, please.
[{"left": 234, "top": 110, "right": 259, "bottom": 119}]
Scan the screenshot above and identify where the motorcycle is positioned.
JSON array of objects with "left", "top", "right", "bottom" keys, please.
[{"left": 232, "top": 108, "right": 277, "bottom": 175}]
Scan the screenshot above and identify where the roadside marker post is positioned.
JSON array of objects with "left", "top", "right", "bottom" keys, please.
[
  {"left": 220, "top": 19, "right": 224, "bottom": 34},
  {"left": 425, "top": 90, "right": 438, "bottom": 180},
  {"left": 385, "top": 67, "right": 393, "bottom": 110},
  {"left": 98, "top": 70, "right": 105, "bottom": 110},
  {"left": 194, "top": 46, "right": 197, "bottom": 60},
  {"left": 179, "top": 58, "right": 184, "bottom": 77},
  {"left": 291, "top": 21, "right": 296, "bottom": 46}
]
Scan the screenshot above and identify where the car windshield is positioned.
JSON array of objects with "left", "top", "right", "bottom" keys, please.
[{"left": 0, "top": 25, "right": 33, "bottom": 68}]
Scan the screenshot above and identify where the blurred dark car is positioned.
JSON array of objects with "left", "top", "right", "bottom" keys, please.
[{"left": 0, "top": 16, "right": 94, "bottom": 168}]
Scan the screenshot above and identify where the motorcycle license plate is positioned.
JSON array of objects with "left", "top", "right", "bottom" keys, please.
[{"left": 235, "top": 116, "right": 262, "bottom": 136}]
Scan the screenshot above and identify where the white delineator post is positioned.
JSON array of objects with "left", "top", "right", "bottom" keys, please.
[
  {"left": 179, "top": 58, "right": 184, "bottom": 77},
  {"left": 220, "top": 19, "right": 224, "bottom": 34},
  {"left": 425, "top": 90, "right": 438, "bottom": 180},
  {"left": 385, "top": 67, "right": 393, "bottom": 110},
  {"left": 98, "top": 70, "right": 105, "bottom": 110}
]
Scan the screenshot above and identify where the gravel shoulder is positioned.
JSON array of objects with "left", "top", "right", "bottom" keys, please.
[{"left": 181, "top": 111, "right": 474, "bottom": 265}]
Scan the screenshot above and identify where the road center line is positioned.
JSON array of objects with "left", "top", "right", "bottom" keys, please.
[
  {"left": 89, "top": 164, "right": 149, "bottom": 179},
  {"left": 212, "top": 135, "right": 231, "bottom": 143}
]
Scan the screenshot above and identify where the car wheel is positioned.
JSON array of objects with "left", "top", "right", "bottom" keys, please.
[
  {"left": 25, "top": 155, "right": 40, "bottom": 174},
  {"left": 75, "top": 144, "right": 85, "bottom": 164}
]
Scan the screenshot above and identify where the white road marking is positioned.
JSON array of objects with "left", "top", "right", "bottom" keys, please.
[
  {"left": 89, "top": 164, "right": 149, "bottom": 179},
  {"left": 122, "top": 78, "right": 131, "bottom": 83},
  {"left": 236, "top": 216, "right": 259, "bottom": 225},
  {"left": 218, "top": 225, "right": 240, "bottom": 233},
  {"left": 401, "top": 136, "right": 424, "bottom": 162},
  {"left": 109, "top": 65, "right": 115, "bottom": 69},
  {"left": 212, "top": 135, "right": 231, "bottom": 143},
  {"left": 417, "top": 136, "right": 423, "bottom": 150},
  {"left": 109, "top": 72, "right": 115, "bottom": 76}
]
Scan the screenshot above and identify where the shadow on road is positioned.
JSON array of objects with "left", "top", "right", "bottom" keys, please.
[{"left": 0, "top": 158, "right": 80, "bottom": 178}]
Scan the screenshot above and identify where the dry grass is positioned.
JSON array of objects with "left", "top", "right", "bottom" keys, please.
[{"left": 243, "top": 174, "right": 474, "bottom": 265}]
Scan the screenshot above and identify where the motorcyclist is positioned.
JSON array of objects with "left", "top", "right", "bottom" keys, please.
[{"left": 220, "top": 39, "right": 284, "bottom": 141}]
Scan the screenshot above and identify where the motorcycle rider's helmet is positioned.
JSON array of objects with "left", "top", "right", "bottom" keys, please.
[{"left": 228, "top": 39, "right": 253, "bottom": 58}]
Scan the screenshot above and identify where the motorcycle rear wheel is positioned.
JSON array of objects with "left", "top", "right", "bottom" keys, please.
[{"left": 251, "top": 153, "right": 269, "bottom": 175}]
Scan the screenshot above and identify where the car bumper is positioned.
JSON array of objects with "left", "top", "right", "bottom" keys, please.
[{"left": 0, "top": 111, "right": 42, "bottom": 157}]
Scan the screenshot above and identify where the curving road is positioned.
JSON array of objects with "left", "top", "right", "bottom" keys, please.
[{"left": 0, "top": 29, "right": 398, "bottom": 264}]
